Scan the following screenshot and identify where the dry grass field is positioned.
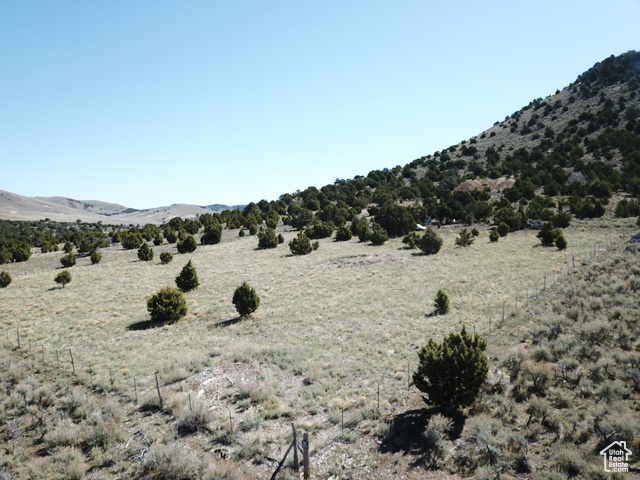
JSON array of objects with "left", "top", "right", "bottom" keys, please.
[{"left": 0, "top": 218, "right": 636, "bottom": 479}]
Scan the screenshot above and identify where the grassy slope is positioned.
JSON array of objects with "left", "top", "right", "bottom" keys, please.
[{"left": 0, "top": 217, "right": 637, "bottom": 479}]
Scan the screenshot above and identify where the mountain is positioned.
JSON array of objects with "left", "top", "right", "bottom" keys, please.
[{"left": 0, "top": 190, "right": 238, "bottom": 225}]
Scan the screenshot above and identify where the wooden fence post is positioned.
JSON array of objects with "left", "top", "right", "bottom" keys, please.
[
  {"left": 292, "top": 422, "right": 299, "bottom": 472},
  {"left": 303, "top": 432, "right": 310, "bottom": 480},
  {"left": 155, "top": 374, "right": 163, "bottom": 409},
  {"left": 69, "top": 348, "right": 76, "bottom": 374}
]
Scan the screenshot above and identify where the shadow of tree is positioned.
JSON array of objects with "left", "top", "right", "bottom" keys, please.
[
  {"left": 214, "top": 317, "right": 243, "bottom": 328},
  {"left": 380, "top": 408, "right": 466, "bottom": 456},
  {"left": 127, "top": 320, "right": 159, "bottom": 331}
]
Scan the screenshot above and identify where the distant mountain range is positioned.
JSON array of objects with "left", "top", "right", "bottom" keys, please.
[{"left": 0, "top": 190, "right": 244, "bottom": 225}]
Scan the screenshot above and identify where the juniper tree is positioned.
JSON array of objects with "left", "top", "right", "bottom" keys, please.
[
  {"left": 60, "top": 253, "right": 76, "bottom": 268},
  {"left": 160, "top": 252, "right": 173, "bottom": 264},
  {"left": 419, "top": 228, "right": 443, "bottom": 255},
  {"left": 370, "top": 224, "right": 389, "bottom": 245},
  {"left": 413, "top": 326, "right": 488, "bottom": 416},
  {"left": 0, "top": 271, "right": 11, "bottom": 288},
  {"left": 497, "top": 222, "right": 510, "bottom": 237},
  {"left": 289, "top": 232, "right": 313, "bottom": 255},
  {"left": 137, "top": 243, "right": 153, "bottom": 261},
  {"left": 177, "top": 235, "right": 197, "bottom": 254},
  {"left": 175, "top": 260, "right": 199, "bottom": 292},
  {"left": 257, "top": 227, "right": 278, "bottom": 249},
  {"left": 147, "top": 287, "right": 188, "bottom": 324},
  {"left": 232, "top": 282, "right": 260, "bottom": 317},
  {"left": 555, "top": 231, "right": 568, "bottom": 250},
  {"left": 54, "top": 270, "right": 72, "bottom": 288},
  {"left": 121, "top": 230, "right": 144, "bottom": 250},
  {"left": 335, "top": 225, "right": 352, "bottom": 242},
  {"left": 434, "top": 289, "right": 450, "bottom": 314},
  {"left": 90, "top": 251, "right": 102, "bottom": 264},
  {"left": 201, "top": 224, "right": 222, "bottom": 245},
  {"left": 455, "top": 228, "right": 474, "bottom": 247}
]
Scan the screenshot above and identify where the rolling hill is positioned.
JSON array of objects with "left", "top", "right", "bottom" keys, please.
[{"left": 0, "top": 189, "right": 241, "bottom": 225}]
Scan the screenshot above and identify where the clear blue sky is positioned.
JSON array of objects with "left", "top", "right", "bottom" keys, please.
[{"left": 1, "top": 1, "right": 638, "bottom": 209}]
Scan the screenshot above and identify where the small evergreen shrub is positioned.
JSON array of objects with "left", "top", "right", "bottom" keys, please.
[
  {"left": 538, "top": 222, "right": 563, "bottom": 246},
  {"left": 370, "top": 225, "right": 389, "bottom": 245},
  {"left": 471, "top": 227, "right": 480, "bottom": 237},
  {"left": 165, "top": 230, "right": 177, "bottom": 244},
  {"left": 305, "top": 223, "right": 334, "bottom": 239},
  {"left": 201, "top": 224, "right": 222, "bottom": 245},
  {"left": 232, "top": 282, "right": 260, "bottom": 317},
  {"left": 357, "top": 223, "right": 371, "bottom": 242},
  {"left": 60, "top": 253, "right": 77, "bottom": 268},
  {"left": 335, "top": 225, "right": 352, "bottom": 242},
  {"left": 160, "top": 252, "right": 173, "bottom": 264},
  {"left": 257, "top": 227, "right": 278, "bottom": 249},
  {"left": 90, "top": 251, "right": 101, "bottom": 264},
  {"left": 434, "top": 289, "right": 450, "bottom": 314},
  {"left": 413, "top": 326, "right": 488, "bottom": 415},
  {"left": 289, "top": 232, "right": 313, "bottom": 255},
  {"left": 239, "top": 228, "right": 245, "bottom": 237},
  {"left": 55, "top": 270, "right": 72, "bottom": 288},
  {"left": 497, "top": 222, "right": 510, "bottom": 237},
  {"left": 277, "top": 233, "right": 284, "bottom": 244},
  {"left": 249, "top": 224, "right": 258, "bottom": 235},
  {"left": 350, "top": 216, "right": 368, "bottom": 237},
  {"left": 489, "top": 229, "right": 500, "bottom": 243},
  {"left": 153, "top": 234, "right": 164, "bottom": 246},
  {"left": 175, "top": 260, "right": 199, "bottom": 292},
  {"left": 177, "top": 235, "right": 197, "bottom": 254},
  {"left": 147, "top": 287, "right": 188, "bottom": 324},
  {"left": 555, "top": 232, "right": 568, "bottom": 250},
  {"left": 64, "top": 242, "right": 74, "bottom": 253},
  {"left": 402, "top": 231, "right": 421, "bottom": 249},
  {"left": 455, "top": 228, "right": 474, "bottom": 247},
  {"left": 11, "top": 244, "right": 32, "bottom": 262},
  {"left": 420, "top": 229, "right": 443, "bottom": 255},
  {"left": 137, "top": 243, "right": 153, "bottom": 261},
  {"left": 0, "top": 271, "right": 11, "bottom": 288},
  {"left": 121, "top": 231, "right": 144, "bottom": 250}
]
